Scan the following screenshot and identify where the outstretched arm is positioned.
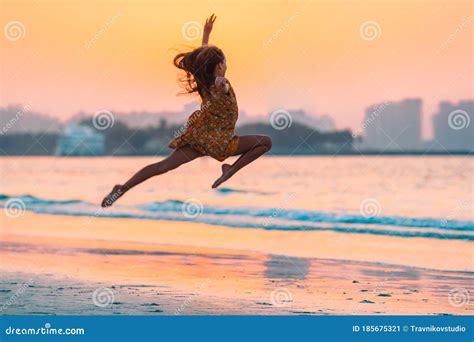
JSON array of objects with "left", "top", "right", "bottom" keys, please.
[{"left": 202, "top": 14, "right": 216, "bottom": 46}]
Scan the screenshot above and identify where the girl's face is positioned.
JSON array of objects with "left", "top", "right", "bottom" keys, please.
[{"left": 215, "top": 58, "right": 227, "bottom": 77}]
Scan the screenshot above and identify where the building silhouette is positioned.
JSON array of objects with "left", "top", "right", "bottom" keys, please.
[
  {"left": 362, "top": 99, "right": 422, "bottom": 151},
  {"left": 432, "top": 100, "right": 473, "bottom": 151}
]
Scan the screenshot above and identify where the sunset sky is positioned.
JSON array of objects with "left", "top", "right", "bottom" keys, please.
[{"left": 1, "top": 0, "right": 472, "bottom": 138}]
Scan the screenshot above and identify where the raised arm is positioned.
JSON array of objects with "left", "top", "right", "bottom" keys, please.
[{"left": 202, "top": 14, "right": 216, "bottom": 46}]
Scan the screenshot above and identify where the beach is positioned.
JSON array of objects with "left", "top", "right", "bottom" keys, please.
[
  {"left": 1, "top": 211, "right": 473, "bottom": 315},
  {"left": 0, "top": 156, "right": 473, "bottom": 315}
]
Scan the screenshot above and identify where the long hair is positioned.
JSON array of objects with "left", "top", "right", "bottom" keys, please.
[{"left": 174, "top": 45, "right": 225, "bottom": 98}]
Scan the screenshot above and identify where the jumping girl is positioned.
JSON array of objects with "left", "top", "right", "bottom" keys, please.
[{"left": 101, "top": 14, "right": 272, "bottom": 208}]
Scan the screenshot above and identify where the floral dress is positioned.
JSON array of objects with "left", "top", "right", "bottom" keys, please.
[{"left": 168, "top": 81, "right": 239, "bottom": 162}]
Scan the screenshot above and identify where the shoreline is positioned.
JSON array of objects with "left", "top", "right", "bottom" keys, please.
[
  {"left": 2, "top": 212, "right": 472, "bottom": 272},
  {"left": 1, "top": 212, "right": 473, "bottom": 315}
]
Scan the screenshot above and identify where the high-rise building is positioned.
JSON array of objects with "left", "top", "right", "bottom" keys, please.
[
  {"left": 432, "top": 100, "right": 473, "bottom": 151},
  {"left": 361, "top": 99, "right": 422, "bottom": 151}
]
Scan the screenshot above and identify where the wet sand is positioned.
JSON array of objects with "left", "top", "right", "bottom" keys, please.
[{"left": 1, "top": 212, "right": 473, "bottom": 315}]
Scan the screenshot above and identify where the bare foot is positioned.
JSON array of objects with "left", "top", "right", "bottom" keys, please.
[
  {"left": 212, "top": 164, "right": 232, "bottom": 189},
  {"left": 101, "top": 184, "right": 125, "bottom": 208}
]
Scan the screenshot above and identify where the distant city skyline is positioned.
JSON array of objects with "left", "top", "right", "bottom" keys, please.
[
  {"left": 2, "top": 0, "right": 472, "bottom": 139},
  {"left": 0, "top": 102, "right": 335, "bottom": 132},
  {"left": 2, "top": 98, "right": 472, "bottom": 153}
]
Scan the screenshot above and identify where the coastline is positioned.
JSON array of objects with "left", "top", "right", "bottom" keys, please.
[{"left": 1, "top": 212, "right": 472, "bottom": 315}]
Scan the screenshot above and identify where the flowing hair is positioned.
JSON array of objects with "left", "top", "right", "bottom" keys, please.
[{"left": 174, "top": 45, "right": 225, "bottom": 98}]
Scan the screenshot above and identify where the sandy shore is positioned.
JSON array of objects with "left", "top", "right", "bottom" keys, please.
[{"left": 1, "top": 212, "right": 473, "bottom": 315}]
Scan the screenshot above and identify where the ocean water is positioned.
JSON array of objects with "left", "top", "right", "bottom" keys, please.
[{"left": 1, "top": 156, "right": 473, "bottom": 241}]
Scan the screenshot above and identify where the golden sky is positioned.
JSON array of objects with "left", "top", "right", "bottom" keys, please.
[{"left": 1, "top": 0, "right": 472, "bottom": 137}]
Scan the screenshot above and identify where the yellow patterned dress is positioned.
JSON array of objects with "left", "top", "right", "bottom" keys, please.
[{"left": 168, "top": 81, "right": 239, "bottom": 162}]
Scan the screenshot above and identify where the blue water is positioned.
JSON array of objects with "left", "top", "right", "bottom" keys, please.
[{"left": 1, "top": 193, "right": 473, "bottom": 241}]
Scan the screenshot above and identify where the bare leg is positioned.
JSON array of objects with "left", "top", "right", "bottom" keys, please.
[
  {"left": 101, "top": 145, "right": 202, "bottom": 207},
  {"left": 212, "top": 135, "right": 272, "bottom": 189}
]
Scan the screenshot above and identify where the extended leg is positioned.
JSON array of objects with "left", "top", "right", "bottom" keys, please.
[
  {"left": 212, "top": 135, "right": 272, "bottom": 189},
  {"left": 101, "top": 145, "right": 202, "bottom": 207}
]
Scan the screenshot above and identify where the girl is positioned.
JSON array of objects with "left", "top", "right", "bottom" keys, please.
[{"left": 101, "top": 14, "right": 272, "bottom": 208}]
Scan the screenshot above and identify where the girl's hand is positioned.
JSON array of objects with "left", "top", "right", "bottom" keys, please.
[
  {"left": 202, "top": 14, "right": 216, "bottom": 46},
  {"left": 215, "top": 76, "right": 229, "bottom": 94},
  {"left": 204, "top": 14, "right": 216, "bottom": 34}
]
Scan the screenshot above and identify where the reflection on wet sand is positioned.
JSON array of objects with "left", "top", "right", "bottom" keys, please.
[
  {"left": 1, "top": 235, "right": 472, "bottom": 315},
  {"left": 264, "top": 255, "right": 310, "bottom": 281}
]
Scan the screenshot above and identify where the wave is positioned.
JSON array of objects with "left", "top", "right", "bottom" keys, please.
[
  {"left": 1, "top": 193, "right": 473, "bottom": 241},
  {"left": 215, "top": 187, "right": 274, "bottom": 195},
  {"left": 139, "top": 201, "right": 473, "bottom": 231}
]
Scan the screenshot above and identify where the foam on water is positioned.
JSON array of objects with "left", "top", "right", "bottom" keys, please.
[{"left": 1, "top": 194, "right": 473, "bottom": 241}]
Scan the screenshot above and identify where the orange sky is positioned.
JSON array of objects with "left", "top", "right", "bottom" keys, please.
[{"left": 1, "top": 0, "right": 472, "bottom": 137}]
